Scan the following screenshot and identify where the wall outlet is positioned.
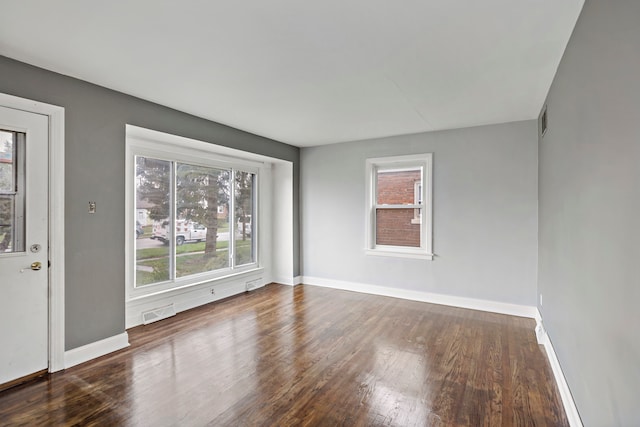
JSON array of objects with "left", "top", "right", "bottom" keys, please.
[{"left": 210, "top": 288, "right": 215, "bottom": 295}]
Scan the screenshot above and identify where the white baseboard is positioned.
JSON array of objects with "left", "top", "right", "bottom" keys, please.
[
  {"left": 300, "top": 276, "right": 538, "bottom": 319},
  {"left": 535, "top": 318, "right": 583, "bottom": 427},
  {"left": 273, "top": 276, "right": 295, "bottom": 286},
  {"left": 65, "top": 332, "right": 130, "bottom": 369},
  {"left": 272, "top": 275, "right": 303, "bottom": 286}
]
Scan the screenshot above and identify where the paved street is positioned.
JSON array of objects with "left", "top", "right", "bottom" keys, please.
[{"left": 136, "top": 231, "right": 231, "bottom": 249}]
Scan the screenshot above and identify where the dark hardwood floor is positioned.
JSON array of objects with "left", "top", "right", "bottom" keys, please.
[{"left": 0, "top": 284, "right": 568, "bottom": 426}]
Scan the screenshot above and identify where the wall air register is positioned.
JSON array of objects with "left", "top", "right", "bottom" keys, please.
[
  {"left": 142, "top": 303, "right": 176, "bottom": 325},
  {"left": 246, "top": 279, "right": 264, "bottom": 291}
]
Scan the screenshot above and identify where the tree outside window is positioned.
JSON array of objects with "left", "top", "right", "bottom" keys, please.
[{"left": 135, "top": 156, "right": 256, "bottom": 287}]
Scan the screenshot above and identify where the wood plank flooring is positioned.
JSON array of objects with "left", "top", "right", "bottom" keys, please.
[{"left": 0, "top": 284, "right": 568, "bottom": 426}]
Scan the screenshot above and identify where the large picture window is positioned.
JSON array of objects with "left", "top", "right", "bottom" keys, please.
[
  {"left": 365, "top": 154, "right": 433, "bottom": 259},
  {"left": 129, "top": 137, "right": 260, "bottom": 296}
]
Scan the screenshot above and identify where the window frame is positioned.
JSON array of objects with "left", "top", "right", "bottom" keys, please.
[
  {"left": 126, "top": 133, "right": 264, "bottom": 300},
  {"left": 365, "top": 153, "right": 433, "bottom": 260},
  {"left": 411, "top": 180, "right": 422, "bottom": 225}
]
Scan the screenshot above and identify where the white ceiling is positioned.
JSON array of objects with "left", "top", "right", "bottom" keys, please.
[{"left": 0, "top": 1, "right": 583, "bottom": 147}]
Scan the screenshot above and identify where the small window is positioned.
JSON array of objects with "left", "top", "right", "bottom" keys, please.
[{"left": 365, "top": 154, "right": 433, "bottom": 259}]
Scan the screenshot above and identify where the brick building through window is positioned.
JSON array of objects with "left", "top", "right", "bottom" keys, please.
[
  {"left": 365, "top": 153, "right": 432, "bottom": 259},
  {"left": 375, "top": 169, "right": 421, "bottom": 247}
]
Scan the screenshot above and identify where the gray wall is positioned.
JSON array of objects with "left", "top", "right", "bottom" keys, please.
[
  {"left": 301, "top": 120, "right": 538, "bottom": 306},
  {"left": 0, "top": 55, "right": 300, "bottom": 350},
  {"left": 538, "top": 1, "right": 640, "bottom": 425}
]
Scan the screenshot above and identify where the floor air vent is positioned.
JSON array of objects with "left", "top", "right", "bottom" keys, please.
[
  {"left": 142, "top": 303, "right": 176, "bottom": 325},
  {"left": 246, "top": 279, "right": 264, "bottom": 291}
]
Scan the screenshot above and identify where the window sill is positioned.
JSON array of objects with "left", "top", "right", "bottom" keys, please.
[
  {"left": 128, "top": 266, "right": 263, "bottom": 302},
  {"left": 365, "top": 249, "right": 433, "bottom": 260}
]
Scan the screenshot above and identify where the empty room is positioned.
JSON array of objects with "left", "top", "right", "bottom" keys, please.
[{"left": 0, "top": 0, "right": 637, "bottom": 426}]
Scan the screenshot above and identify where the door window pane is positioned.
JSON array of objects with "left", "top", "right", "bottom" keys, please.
[
  {"left": 0, "top": 130, "right": 25, "bottom": 253},
  {"left": 135, "top": 156, "right": 171, "bottom": 286},
  {"left": 175, "top": 163, "right": 230, "bottom": 277},
  {"left": 235, "top": 171, "right": 255, "bottom": 266},
  {"left": 0, "top": 130, "right": 15, "bottom": 192}
]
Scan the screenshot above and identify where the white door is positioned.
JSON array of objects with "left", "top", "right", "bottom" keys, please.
[{"left": 0, "top": 105, "right": 49, "bottom": 387}]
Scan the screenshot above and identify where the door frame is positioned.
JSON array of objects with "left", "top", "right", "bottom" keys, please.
[{"left": 0, "top": 93, "right": 65, "bottom": 372}]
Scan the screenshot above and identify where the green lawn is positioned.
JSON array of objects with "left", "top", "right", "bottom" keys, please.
[
  {"left": 136, "top": 241, "right": 212, "bottom": 260},
  {"left": 135, "top": 239, "right": 253, "bottom": 286}
]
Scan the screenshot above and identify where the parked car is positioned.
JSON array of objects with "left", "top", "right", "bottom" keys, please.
[
  {"left": 237, "top": 215, "right": 252, "bottom": 237},
  {"left": 151, "top": 219, "right": 207, "bottom": 245}
]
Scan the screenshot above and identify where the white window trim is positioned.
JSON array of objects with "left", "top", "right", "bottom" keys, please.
[
  {"left": 125, "top": 126, "right": 270, "bottom": 301},
  {"left": 365, "top": 153, "right": 433, "bottom": 260},
  {"left": 411, "top": 180, "right": 422, "bottom": 224}
]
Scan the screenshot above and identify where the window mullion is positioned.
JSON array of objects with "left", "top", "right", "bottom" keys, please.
[
  {"left": 229, "top": 169, "right": 236, "bottom": 270},
  {"left": 170, "top": 161, "right": 176, "bottom": 281}
]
